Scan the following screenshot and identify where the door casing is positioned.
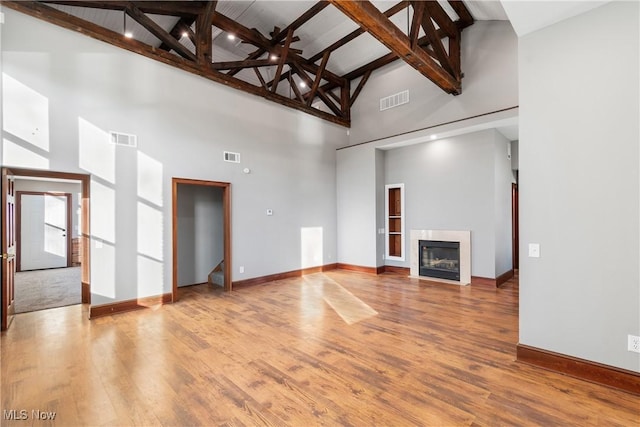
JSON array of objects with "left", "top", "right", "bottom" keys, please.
[
  {"left": 172, "top": 178, "right": 231, "bottom": 300},
  {"left": 1, "top": 168, "right": 91, "bottom": 331}
]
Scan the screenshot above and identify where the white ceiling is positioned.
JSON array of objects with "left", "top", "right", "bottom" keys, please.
[{"left": 500, "top": 0, "right": 611, "bottom": 36}]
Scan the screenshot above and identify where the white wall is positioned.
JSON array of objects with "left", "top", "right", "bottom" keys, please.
[
  {"left": 1, "top": 9, "right": 346, "bottom": 305},
  {"left": 177, "top": 185, "right": 223, "bottom": 287},
  {"left": 519, "top": 1, "right": 639, "bottom": 372},
  {"left": 383, "top": 129, "right": 512, "bottom": 278}
]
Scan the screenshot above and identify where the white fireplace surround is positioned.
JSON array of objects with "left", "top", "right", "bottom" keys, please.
[{"left": 410, "top": 230, "right": 471, "bottom": 286}]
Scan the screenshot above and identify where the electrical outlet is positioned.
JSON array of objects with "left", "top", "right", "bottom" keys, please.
[
  {"left": 239, "top": 266, "right": 245, "bottom": 274},
  {"left": 628, "top": 335, "right": 640, "bottom": 353}
]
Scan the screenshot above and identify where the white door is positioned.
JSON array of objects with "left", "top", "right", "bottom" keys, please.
[{"left": 20, "top": 194, "right": 68, "bottom": 270}]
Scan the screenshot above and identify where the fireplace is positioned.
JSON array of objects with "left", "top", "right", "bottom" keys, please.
[
  {"left": 419, "top": 240, "right": 460, "bottom": 281},
  {"left": 410, "top": 230, "right": 470, "bottom": 285}
]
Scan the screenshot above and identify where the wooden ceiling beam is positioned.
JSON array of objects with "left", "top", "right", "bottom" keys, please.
[
  {"left": 3, "top": 1, "right": 350, "bottom": 127},
  {"left": 448, "top": 0, "right": 475, "bottom": 27},
  {"left": 449, "top": 33, "right": 461, "bottom": 80},
  {"left": 409, "top": 1, "right": 426, "bottom": 50},
  {"left": 125, "top": 3, "right": 196, "bottom": 61},
  {"left": 212, "top": 59, "right": 282, "bottom": 71},
  {"left": 227, "top": 1, "right": 328, "bottom": 77},
  {"left": 9, "top": 0, "right": 476, "bottom": 125},
  {"left": 424, "top": 1, "right": 458, "bottom": 38},
  {"left": 327, "top": 89, "right": 341, "bottom": 104},
  {"left": 341, "top": 80, "right": 350, "bottom": 121},
  {"left": 159, "top": 18, "right": 196, "bottom": 51},
  {"left": 271, "top": 28, "right": 294, "bottom": 93},
  {"left": 195, "top": 1, "right": 217, "bottom": 64},
  {"left": 329, "top": 0, "right": 460, "bottom": 94},
  {"left": 289, "top": 73, "right": 305, "bottom": 103},
  {"left": 419, "top": 5, "right": 455, "bottom": 76},
  {"left": 293, "top": 63, "right": 342, "bottom": 117},
  {"left": 308, "top": 1, "right": 408, "bottom": 64},
  {"left": 254, "top": 68, "right": 268, "bottom": 90},
  {"left": 306, "top": 51, "right": 331, "bottom": 106},
  {"left": 272, "top": 1, "right": 329, "bottom": 44},
  {"left": 212, "top": 11, "right": 346, "bottom": 88},
  {"left": 349, "top": 70, "right": 372, "bottom": 108},
  {"left": 315, "top": 25, "right": 459, "bottom": 98},
  {"left": 43, "top": 1, "right": 204, "bottom": 17}
]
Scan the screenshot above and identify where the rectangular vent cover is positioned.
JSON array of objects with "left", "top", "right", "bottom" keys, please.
[
  {"left": 109, "top": 131, "right": 137, "bottom": 147},
  {"left": 224, "top": 151, "right": 240, "bottom": 163},
  {"left": 380, "top": 90, "right": 409, "bottom": 111}
]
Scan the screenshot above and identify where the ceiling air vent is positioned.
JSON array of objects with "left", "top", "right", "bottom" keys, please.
[
  {"left": 380, "top": 90, "right": 409, "bottom": 111},
  {"left": 224, "top": 151, "right": 240, "bottom": 163},
  {"left": 109, "top": 131, "right": 137, "bottom": 147}
]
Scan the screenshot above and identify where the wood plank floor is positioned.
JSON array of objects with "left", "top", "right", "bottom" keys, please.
[{"left": 1, "top": 270, "right": 638, "bottom": 426}]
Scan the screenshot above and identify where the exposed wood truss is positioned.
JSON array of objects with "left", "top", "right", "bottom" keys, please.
[{"left": 2, "top": 1, "right": 474, "bottom": 127}]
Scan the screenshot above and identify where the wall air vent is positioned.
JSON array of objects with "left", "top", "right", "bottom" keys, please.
[
  {"left": 224, "top": 151, "right": 241, "bottom": 163},
  {"left": 109, "top": 131, "right": 137, "bottom": 147},
  {"left": 380, "top": 90, "right": 409, "bottom": 111}
]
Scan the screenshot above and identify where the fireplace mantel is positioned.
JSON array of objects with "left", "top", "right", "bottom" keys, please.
[{"left": 410, "top": 230, "right": 471, "bottom": 285}]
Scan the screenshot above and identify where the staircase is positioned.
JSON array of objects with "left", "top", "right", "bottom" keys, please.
[{"left": 208, "top": 260, "right": 224, "bottom": 287}]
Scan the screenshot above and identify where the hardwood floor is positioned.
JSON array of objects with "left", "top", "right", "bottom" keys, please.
[{"left": 1, "top": 271, "right": 638, "bottom": 426}]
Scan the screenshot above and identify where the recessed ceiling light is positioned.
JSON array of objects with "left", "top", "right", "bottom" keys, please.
[
  {"left": 181, "top": 31, "right": 188, "bottom": 38},
  {"left": 270, "top": 54, "right": 278, "bottom": 61},
  {"left": 300, "top": 82, "right": 307, "bottom": 88},
  {"left": 227, "top": 34, "right": 236, "bottom": 40},
  {"left": 430, "top": 134, "right": 437, "bottom": 140},
  {"left": 124, "top": 31, "right": 133, "bottom": 39}
]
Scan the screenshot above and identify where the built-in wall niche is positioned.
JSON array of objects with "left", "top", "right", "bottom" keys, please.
[{"left": 385, "top": 183, "right": 405, "bottom": 261}]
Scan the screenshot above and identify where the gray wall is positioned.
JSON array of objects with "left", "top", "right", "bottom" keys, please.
[
  {"left": 1, "top": 9, "right": 346, "bottom": 305},
  {"left": 519, "top": 1, "right": 639, "bottom": 372},
  {"left": 510, "top": 140, "right": 519, "bottom": 171},
  {"left": 177, "top": 185, "right": 223, "bottom": 287},
  {"left": 494, "top": 132, "right": 513, "bottom": 276},
  {"left": 336, "top": 146, "right": 377, "bottom": 267},
  {"left": 383, "top": 129, "right": 512, "bottom": 278},
  {"left": 336, "top": 20, "right": 518, "bottom": 269},
  {"left": 14, "top": 179, "right": 82, "bottom": 239},
  {"left": 348, "top": 21, "right": 518, "bottom": 146}
]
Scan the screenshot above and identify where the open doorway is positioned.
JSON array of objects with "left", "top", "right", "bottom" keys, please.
[
  {"left": 15, "top": 180, "right": 81, "bottom": 313},
  {"left": 172, "top": 178, "right": 231, "bottom": 301},
  {"left": 2, "top": 168, "right": 91, "bottom": 330}
]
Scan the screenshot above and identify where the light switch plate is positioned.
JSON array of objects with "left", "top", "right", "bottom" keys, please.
[{"left": 528, "top": 243, "right": 540, "bottom": 258}]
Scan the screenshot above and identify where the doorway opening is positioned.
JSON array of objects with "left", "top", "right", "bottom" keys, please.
[
  {"left": 172, "top": 178, "right": 231, "bottom": 301},
  {"left": 15, "top": 187, "right": 79, "bottom": 314},
  {"left": 2, "top": 168, "right": 91, "bottom": 330}
]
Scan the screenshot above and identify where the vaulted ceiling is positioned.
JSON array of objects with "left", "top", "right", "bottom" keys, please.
[{"left": 2, "top": 1, "right": 509, "bottom": 127}]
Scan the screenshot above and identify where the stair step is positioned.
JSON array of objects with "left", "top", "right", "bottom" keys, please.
[{"left": 209, "top": 271, "right": 224, "bottom": 287}]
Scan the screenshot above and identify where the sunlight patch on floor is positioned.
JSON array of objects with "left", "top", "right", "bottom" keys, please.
[{"left": 304, "top": 275, "right": 378, "bottom": 325}]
